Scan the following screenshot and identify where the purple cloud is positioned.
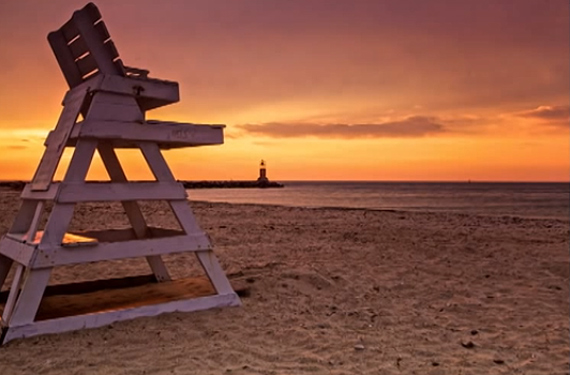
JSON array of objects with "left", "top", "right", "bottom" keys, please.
[
  {"left": 515, "top": 105, "right": 569, "bottom": 129},
  {"left": 517, "top": 105, "right": 570, "bottom": 121},
  {"left": 237, "top": 116, "right": 445, "bottom": 139}
]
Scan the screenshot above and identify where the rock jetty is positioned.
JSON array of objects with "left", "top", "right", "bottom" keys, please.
[{"left": 180, "top": 180, "right": 284, "bottom": 189}]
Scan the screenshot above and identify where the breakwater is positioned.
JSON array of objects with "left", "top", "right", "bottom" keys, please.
[{"left": 180, "top": 180, "right": 284, "bottom": 189}]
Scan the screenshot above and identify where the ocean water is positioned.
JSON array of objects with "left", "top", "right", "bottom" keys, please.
[{"left": 187, "top": 181, "right": 570, "bottom": 220}]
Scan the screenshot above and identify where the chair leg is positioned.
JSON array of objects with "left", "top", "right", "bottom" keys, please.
[
  {"left": 195, "top": 251, "right": 234, "bottom": 295},
  {"left": 2, "top": 264, "right": 25, "bottom": 323},
  {"left": 98, "top": 142, "right": 171, "bottom": 282},
  {"left": 0, "top": 254, "right": 13, "bottom": 291},
  {"left": 145, "top": 255, "right": 171, "bottom": 282},
  {"left": 7, "top": 268, "right": 52, "bottom": 326}
]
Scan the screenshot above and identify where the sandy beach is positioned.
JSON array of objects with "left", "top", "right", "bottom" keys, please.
[{"left": 0, "top": 188, "right": 567, "bottom": 374}]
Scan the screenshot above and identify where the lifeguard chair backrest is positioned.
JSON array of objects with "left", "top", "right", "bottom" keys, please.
[{"left": 47, "top": 2, "right": 126, "bottom": 88}]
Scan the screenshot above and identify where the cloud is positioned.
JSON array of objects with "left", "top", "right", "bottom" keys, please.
[
  {"left": 514, "top": 105, "right": 569, "bottom": 129},
  {"left": 5, "top": 145, "right": 27, "bottom": 150},
  {"left": 516, "top": 105, "right": 570, "bottom": 121},
  {"left": 237, "top": 116, "right": 446, "bottom": 139}
]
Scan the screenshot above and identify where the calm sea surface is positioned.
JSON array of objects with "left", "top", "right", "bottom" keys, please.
[{"left": 187, "top": 181, "right": 569, "bottom": 220}]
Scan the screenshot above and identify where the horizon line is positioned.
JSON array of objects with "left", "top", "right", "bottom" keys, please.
[{"left": 0, "top": 179, "right": 567, "bottom": 184}]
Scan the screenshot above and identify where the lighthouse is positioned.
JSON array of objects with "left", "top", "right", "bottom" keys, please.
[{"left": 257, "top": 160, "right": 269, "bottom": 183}]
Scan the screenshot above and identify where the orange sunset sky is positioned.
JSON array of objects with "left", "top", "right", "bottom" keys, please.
[{"left": 0, "top": 0, "right": 568, "bottom": 182}]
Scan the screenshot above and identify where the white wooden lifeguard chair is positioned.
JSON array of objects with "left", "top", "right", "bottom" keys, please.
[{"left": 0, "top": 2, "right": 240, "bottom": 344}]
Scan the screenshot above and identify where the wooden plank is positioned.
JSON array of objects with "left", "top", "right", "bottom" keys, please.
[
  {"left": 9, "top": 200, "right": 41, "bottom": 234},
  {"left": 169, "top": 200, "right": 203, "bottom": 235},
  {"left": 104, "top": 40, "right": 119, "bottom": 59},
  {"left": 99, "top": 72, "right": 179, "bottom": 94},
  {"left": 60, "top": 19, "right": 80, "bottom": 42},
  {"left": 139, "top": 143, "right": 209, "bottom": 240},
  {"left": 65, "top": 138, "right": 220, "bottom": 150},
  {"left": 63, "top": 139, "right": 98, "bottom": 183},
  {"left": 145, "top": 256, "right": 171, "bottom": 282},
  {"left": 58, "top": 3, "right": 101, "bottom": 42},
  {"left": 23, "top": 202, "right": 44, "bottom": 245},
  {"left": 114, "top": 59, "right": 128, "bottom": 76},
  {"left": 0, "top": 272, "right": 248, "bottom": 303},
  {"left": 85, "top": 92, "right": 144, "bottom": 122},
  {"left": 21, "top": 183, "right": 60, "bottom": 201},
  {"left": 73, "top": 120, "right": 224, "bottom": 147},
  {"left": 75, "top": 53, "right": 99, "bottom": 78},
  {"left": 73, "top": 227, "right": 182, "bottom": 242},
  {"left": 36, "top": 204, "right": 75, "bottom": 249},
  {"left": 0, "top": 237, "right": 35, "bottom": 266},
  {"left": 8, "top": 268, "right": 52, "bottom": 326},
  {"left": 60, "top": 73, "right": 104, "bottom": 100},
  {"left": 7, "top": 274, "right": 156, "bottom": 300},
  {"left": 32, "top": 233, "right": 210, "bottom": 268},
  {"left": 67, "top": 37, "right": 89, "bottom": 60},
  {"left": 97, "top": 143, "right": 149, "bottom": 237},
  {"left": 98, "top": 74, "right": 179, "bottom": 110},
  {"left": 139, "top": 142, "right": 176, "bottom": 181},
  {"left": 50, "top": 73, "right": 180, "bottom": 111},
  {"left": 2, "top": 264, "right": 24, "bottom": 324},
  {"left": 1, "top": 293, "right": 240, "bottom": 343},
  {"left": 69, "top": 40, "right": 119, "bottom": 73},
  {"left": 0, "top": 255, "right": 13, "bottom": 290},
  {"left": 73, "top": 8, "right": 121, "bottom": 76},
  {"left": 95, "top": 21, "right": 111, "bottom": 42},
  {"left": 39, "top": 139, "right": 97, "bottom": 247},
  {"left": 147, "top": 120, "right": 225, "bottom": 129},
  {"left": 177, "top": 197, "right": 234, "bottom": 294},
  {"left": 9, "top": 230, "right": 98, "bottom": 247},
  {"left": 195, "top": 251, "right": 235, "bottom": 295},
  {"left": 84, "top": 3, "right": 103, "bottom": 24},
  {"left": 47, "top": 30, "right": 83, "bottom": 88},
  {"left": 56, "top": 182, "right": 187, "bottom": 203},
  {"left": 34, "top": 276, "right": 222, "bottom": 320},
  {"left": 108, "top": 75, "right": 179, "bottom": 98},
  {"left": 30, "top": 88, "right": 89, "bottom": 191}
]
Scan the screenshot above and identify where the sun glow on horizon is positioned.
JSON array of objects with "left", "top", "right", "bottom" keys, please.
[{"left": 0, "top": 1, "right": 567, "bottom": 182}]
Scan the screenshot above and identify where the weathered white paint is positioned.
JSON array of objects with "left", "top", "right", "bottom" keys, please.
[
  {"left": 1, "top": 264, "right": 24, "bottom": 323},
  {"left": 71, "top": 120, "right": 224, "bottom": 147},
  {"left": 0, "top": 237, "right": 36, "bottom": 266},
  {"left": 2, "top": 293, "right": 241, "bottom": 344},
  {"left": 9, "top": 200, "right": 44, "bottom": 235},
  {"left": 7, "top": 268, "right": 52, "bottom": 326},
  {"left": 56, "top": 182, "right": 187, "bottom": 203},
  {"left": 30, "top": 87, "right": 89, "bottom": 191},
  {"left": 98, "top": 74, "right": 179, "bottom": 110},
  {"left": 32, "top": 232, "right": 210, "bottom": 268},
  {"left": 21, "top": 184, "right": 60, "bottom": 201},
  {"left": 85, "top": 92, "right": 144, "bottom": 122},
  {"left": 0, "top": 2, "right": 238, "bottom": 344}
]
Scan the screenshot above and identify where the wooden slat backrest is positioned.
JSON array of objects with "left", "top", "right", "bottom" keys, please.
[{"left": 48, "top": 3, "right": 126, "bottom": 88}]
